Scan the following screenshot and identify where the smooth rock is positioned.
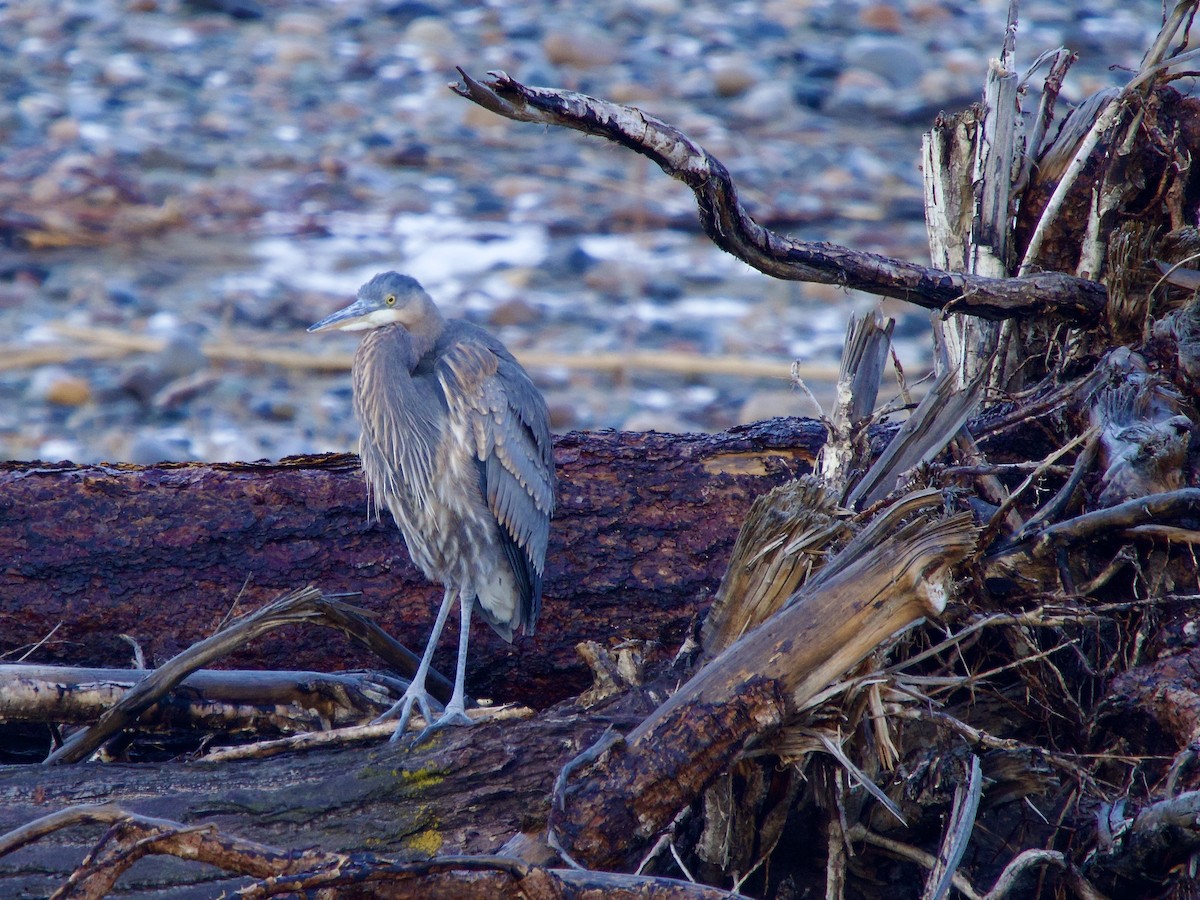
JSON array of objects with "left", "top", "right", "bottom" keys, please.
[
  {"left": 858, "top": 3, "right": 905, "bottom": 33},
  {"left": 28, "top": 368, "right": 92, "bottom": 407},
  {"left": 102, "top": 53, "right": 148, "bottom": 85},
  {"left": 402, "top": 17, "right": 458, "bottom": 52},
  {"left": 709, "top": 55, "right": 762, "bottom": 97},
  {"left": 843, "top": 35, "right": 928, "bottom": 86},
  {"left": 488, "top": 297, "right": 541, "bottom": 327},
  {"left": 543, "top": 27, "right": 619, "bottom": 68}
]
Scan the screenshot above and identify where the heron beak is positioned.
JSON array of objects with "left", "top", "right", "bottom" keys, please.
[{"left": 308, "top": 297, "right": 374, "bottom": 333}]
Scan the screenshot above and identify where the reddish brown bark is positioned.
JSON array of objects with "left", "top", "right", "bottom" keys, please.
[
  {"left": 0, "top": 420, "right": 821, "bottom": 709},
  {"left": 1103, "top": 648, "right": 1200, "bottom": 751}
]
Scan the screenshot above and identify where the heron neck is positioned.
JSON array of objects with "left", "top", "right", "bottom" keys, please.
[
  {"left": 365, "top": 319, "right": 440, "bottom": 370},
  {"left": 402, "top": 303, "right": 445, "bottom": 360}
]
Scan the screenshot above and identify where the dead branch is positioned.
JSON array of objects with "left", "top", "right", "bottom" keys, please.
[
  {"left": 450, "top": 70, "right": 1106, "bottom": 326},
  {"left": 199, "top": 705, "right": 531, "bottom": 762},
  {"left": 43, "top": 588, "right": 442, "bottom": 764},
  {"left": 241, "top": 856, "right": 750, "bottom": 899},
  {"left": 1029, "top": 488, "right": 1200, "bottom": 555},
  {"left": 0, "top": 664, "right": 399, "bottom": 733}
]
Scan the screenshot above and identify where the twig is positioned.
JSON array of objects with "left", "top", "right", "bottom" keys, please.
[
  {"left": 1020, "top": 48, "right": 1076, "bottom": 193},
  {"left": 1014, "top": 427, "right": 1102, "bottom": 540},
  {"left": 554, "top": 725, "right": 624, "bottom": 811},
  {"left": 0, "top": 803, "right": 130, "bottom": 859},
  {"left": 848, "top": 825, "right": 982, "bottom": 900},
  {"left": 199, "top": 705, "right": 532, "bottom": 762},
  {"left": 7, "top": 622, "right": 63, "bottom": 663},
  {"left": 813, "top": 729, "right": 906, "bottom": 826},
  {"left": 979, "top": 425, "right": 1099, "bottom": 548},
  {"left": 982, "top": 849, "right": 1102, "bottom": 900},
  {"left": 896, "top": 708, "right": 1025, "bottom": 753}
]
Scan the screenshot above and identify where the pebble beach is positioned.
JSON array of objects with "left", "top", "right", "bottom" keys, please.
[{"left": 0, "top": 0, "right": 1175, "bottom": 464}]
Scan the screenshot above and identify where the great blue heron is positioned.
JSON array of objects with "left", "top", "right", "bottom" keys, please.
[{"left": 309, "top": 272, "right": 555, "bottom": 741}]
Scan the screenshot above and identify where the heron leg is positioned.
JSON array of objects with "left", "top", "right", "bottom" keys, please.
[
  {"left": 413, "top": 591, "right": 475, "bottom": 742},
  {"left": 373, "top": 585, "right": 455, "bottom": 742}
]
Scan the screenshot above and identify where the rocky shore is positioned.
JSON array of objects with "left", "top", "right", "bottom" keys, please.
[{"left": 0, "top": 0, "right": 1170, "bottom": 463}]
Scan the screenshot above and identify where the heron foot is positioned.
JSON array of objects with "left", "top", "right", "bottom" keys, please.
[
  {"left": 410, "top": 705, "right": 475, "bottom": 747},
  {"left": 373, "top": 684, "right": 442, "bottom": 744}
]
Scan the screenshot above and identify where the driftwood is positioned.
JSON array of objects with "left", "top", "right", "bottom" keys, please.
[
  {"left": 7, "top": 321, "right": 826, "bottom": 382},
  {"left": 0, "top": 421, "right": 823, "bottom": 709},
  {"left": 0, "top": 707, "right": 611, "bottom": 897},
  {"left": 0, "top": 664, "right": 398, "bottom": 732},
  {"left": 551, "top": 492, "right": 977, "bottom": 870},
  {"left": 9, "top": 4, "right": 1200, "bottom": 898},
  {"left": 36, "top": 589, "right": 421, "bottom": 765}
]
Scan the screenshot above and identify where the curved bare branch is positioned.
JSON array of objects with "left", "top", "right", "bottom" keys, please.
[{"left": 450, "top": 69, "right": 1107, "bottom": 326}]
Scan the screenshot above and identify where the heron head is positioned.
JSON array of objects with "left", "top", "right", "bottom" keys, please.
[{"left": 308, "top": 272, "right": 439, "bottom": 333}]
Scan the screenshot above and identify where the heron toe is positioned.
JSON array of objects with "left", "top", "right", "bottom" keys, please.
[
  {"left": 411, "top": 706, "right": 475, "bottom": 747},
  {"left": 375, "top": 684, "right": 441, "bottom": 743}
]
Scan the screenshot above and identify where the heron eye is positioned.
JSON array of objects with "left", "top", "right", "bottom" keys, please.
[{"left": 385, "top": 295, "right": 396, "bottom": 305}]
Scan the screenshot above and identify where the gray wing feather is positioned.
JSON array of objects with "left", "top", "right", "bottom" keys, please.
[{"left": 435, "top": 326, "right": 555, "bottom": 625}]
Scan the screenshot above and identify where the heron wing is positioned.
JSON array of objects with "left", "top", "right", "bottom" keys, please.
[{"left": 435, "top": 327, "right": 555, "bottom": 625}]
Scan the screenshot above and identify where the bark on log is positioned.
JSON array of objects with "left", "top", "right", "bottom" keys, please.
[
  {"left": 0, "top": 421, "right": 822, "bottom": 710},
  {"left": 1102, "top": 646, "right": 1200, "bottom": 752},
  {"left": 0, "top": 702, "right": 610, "bottom": 897}
]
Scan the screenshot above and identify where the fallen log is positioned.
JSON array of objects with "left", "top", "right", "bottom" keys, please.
[
  {"left": 0, "top": 420, "right": 823, "bottom": 709},
  {"left": 0, "top": 664, "right": 397, "bottom": 732},
  {"left": 0, "top": 701, "right": 610, "bottom": 897},
  {"left": 0, "top": 803, "right": 745, "bottom": 900}
]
